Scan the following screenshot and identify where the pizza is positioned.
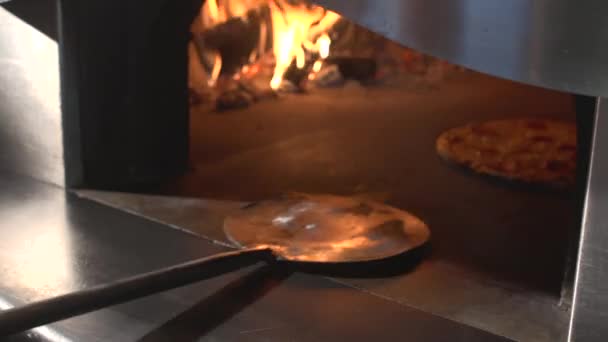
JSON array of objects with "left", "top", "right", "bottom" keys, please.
[{"left": 436, "top": 118, "right": 577, "bottom": 188}]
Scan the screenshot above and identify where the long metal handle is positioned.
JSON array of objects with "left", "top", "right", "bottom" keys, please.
[{"left": 0, "top": 247, "right": 274, "bottom": 337}]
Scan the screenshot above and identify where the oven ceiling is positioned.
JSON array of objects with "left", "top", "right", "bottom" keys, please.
[{"left": 314, "top": 0, "right": 608, "bottom": 97}]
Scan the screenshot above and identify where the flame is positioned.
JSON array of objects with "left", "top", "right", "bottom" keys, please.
[
  {"left": 318, "top": 33, "right": 331, "bottom": 59},
  {"left": 309, "top": 33, "right": 331, "bottom": 75},
  {"left": 312, "top": 60, "right": 323, "bottom": 73},
  {"left": 198, "top": 0, "right": 341, "bottom": 90},
  {"left": 205, "top": 0, "right": 222, "bottom": 23},
  {"left": 209, "top": 52, "right": 223, "bottom": 87},
  {"left": 269, "top": 2, "right": 340, "bottom": 89},
  {"left": 201, "top": 0, "right": 265, "bottom": 26}
]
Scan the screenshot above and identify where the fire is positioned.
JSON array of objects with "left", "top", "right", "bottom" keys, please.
[
  {"left": 311, "top": 33, "right": 331, "bottom": 73},
  {"left": 209, "top": 53, "right": 222, "bottom": 87},
  {"left": 198, "top": 0, "right": 341, "bottom": 90},
  {"left": 201, "top": 0, "right": 265, "bottom": 26},
  {"left": 269, "top": 2, "right": 339, "bottom": 89},
  {"left": 318, "top": 33, "right": 331, "bottom": 59},
  {"left": 312, "top": 60, "right": 323, "bottom": 73}
]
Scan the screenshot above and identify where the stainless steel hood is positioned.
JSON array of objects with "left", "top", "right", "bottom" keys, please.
[{"left": 314, "top": 0, "right": 608, "bottom": 97}]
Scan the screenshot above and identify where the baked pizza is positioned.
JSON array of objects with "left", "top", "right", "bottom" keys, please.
[{"left": 436, "top": 118, "right": 577, "bottom": 188}]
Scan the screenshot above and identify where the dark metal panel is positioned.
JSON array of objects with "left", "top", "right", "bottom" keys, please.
[
  {"left": 561, "top": 96, "right": 597, "bottom": 307},
  {"left": 57, "top": 0, "right": 202, "bottom": 188},
  {"left": 0, "top": 173, "right": 509, "bottom": 341},
  {"left": 314, "top": 0, "right": 608, "bottom": 97},
  {"left": 569, "top": 98, "right": 608, "bottom": 341},
  {"left": 0, "top": 8, "right": 64, "bottom": 186}
]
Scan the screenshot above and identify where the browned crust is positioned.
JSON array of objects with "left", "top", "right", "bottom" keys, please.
[{"left": 436, "top": 118, "right": 576, "bottom": 189}]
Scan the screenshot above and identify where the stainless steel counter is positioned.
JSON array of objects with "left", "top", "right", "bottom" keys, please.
[
  {"left": 79, "top": 187, "right": 569, "bottom": 342},
  {"left": 0, "top": 173, "right": 508, "bottom": 341}
]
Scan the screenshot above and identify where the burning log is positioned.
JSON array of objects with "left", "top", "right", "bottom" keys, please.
[
  {"left": 309, "top": 64, "right": 343, "bottom": 88},
  {"left": 216, "top": 89, "right": 253, "bottom": 112},
  {"left": 326, "top": 56, "right": 377, "bottom": 82},
  {"left": 213, "top": 72, "right": 278, "bottom": 112},
  {"left": 194, "top": 17, "right": 261, "bottom": 75},
  {"left": 282, "top": 63, "right": 313, "bottom": 90},
  {"left": 238, "top": 77, "right": 277, "bottom": 101}
]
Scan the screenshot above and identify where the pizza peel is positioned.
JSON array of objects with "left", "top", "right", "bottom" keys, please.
[{"left": 0, "top": 193, "right": 430, "bottom": 336}]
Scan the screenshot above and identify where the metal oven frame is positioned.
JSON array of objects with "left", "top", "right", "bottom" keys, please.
[{"left": 1, "top": 0, "right": 608, "bottom": 340}]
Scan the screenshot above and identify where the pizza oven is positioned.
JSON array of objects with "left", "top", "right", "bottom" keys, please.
[{"left": 1, "top": 0, "right": 607, "bottom": 341}]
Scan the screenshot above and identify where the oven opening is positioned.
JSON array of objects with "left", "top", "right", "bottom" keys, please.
[
  {"left": 183, "top": 0, "right": 575, "bottom": 291},
  {"left": 76, "top": 1, "right": 586, "bottom": 340}
]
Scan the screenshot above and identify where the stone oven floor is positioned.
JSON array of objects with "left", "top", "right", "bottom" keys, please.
[
  {"left": 111, "top": 72, "right": 579, "bottom": 341},
  {"left": 179, "top": 72, "right": 576, "bottom": 289}
]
